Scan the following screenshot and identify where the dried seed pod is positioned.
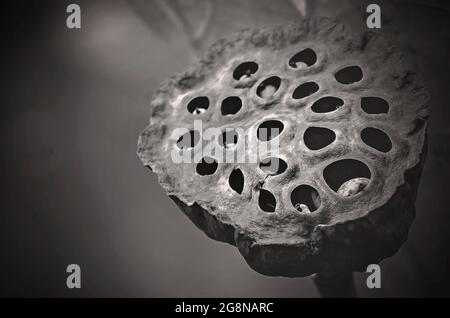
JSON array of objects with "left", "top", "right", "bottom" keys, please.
[{"left": 137, "top": 18, "right": 429, "bottom": 277}]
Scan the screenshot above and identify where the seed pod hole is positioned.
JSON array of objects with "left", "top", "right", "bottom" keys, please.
[
  {"left": 176, "top": 130, "right": 200, "bottom": 149},
  {"left": 256, "top": 76, "right": 281, "bottom": 99},
  {"left": 291, "top": 185, "right": 321, "bottom": 213},
  {"left": 361, "top": 127, "right": 392, "bottom": 153},
  {"left": 259, "top": 157, "right": 288, "bottom": 175},
  {"left": 337, "top": 177, "right": 370, "bottom": 197},
  {"left": 257, "top": 120, "right": 284, "bottom": 141},
  {"left": 196, "top": 157, "right": 218, "bottom": 176},
  {"left": 304, "top": 127, "right": 336, "bottom": 150},
  {"left": 323, "top": 159, "right": 371, "bottom": 193},
  {"left": 335, "top": 66, "right": 363, "bottom": 84},
  {"left": 292, "top": 82, "right": 319, "bottom": 99},
  {"left": 187, "top": 96, "right": 209, "bottom": 114},
  {"left": 361, "top": 97, "right": 389, "bottom": 114},
  {"left": 258, "top": 189, "right": 276, "bottom": 212},
  {"left": 312, "top": 96, "right": 344, "bottom": 113},
  {"left": 229, "top": 168, "right": 244, "bottom": 194},
  {"left": 233, "top": 61, "right": 258, "bottom": 80},
  {"left": 288, "top": 48, "right": 317, "bottom": 69},
  {"left": 221, "top": 96, "right": 242, "bottom": 115}
]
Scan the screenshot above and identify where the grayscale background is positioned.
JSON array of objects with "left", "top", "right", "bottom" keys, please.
[{"left": 1, "top": 0, "right": 450, "bottom": 297}]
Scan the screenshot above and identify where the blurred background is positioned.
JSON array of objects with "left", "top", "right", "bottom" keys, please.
[{"left": 1, "top": 0, "right": 449, "bottom": 297}]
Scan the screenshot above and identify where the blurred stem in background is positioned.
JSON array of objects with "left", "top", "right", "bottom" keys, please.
[
  {"left": 128, "top": 0, "right": 213, "bottom": 58},
  {"left": 314, "top": 271, "right": 357, "bottom": 298}
]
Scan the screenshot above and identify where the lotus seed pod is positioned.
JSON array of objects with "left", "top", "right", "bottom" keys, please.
[{"left": 137, "top": 18, "right": 429, "bottom": 277}]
